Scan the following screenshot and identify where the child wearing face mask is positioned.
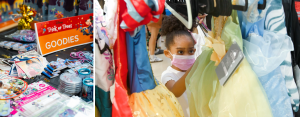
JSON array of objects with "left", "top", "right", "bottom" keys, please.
[{"left": 160, "top": 14, "right": 205, "bottom": 117}]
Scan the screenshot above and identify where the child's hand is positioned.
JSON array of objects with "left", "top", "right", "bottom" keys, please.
[{"left": 198, "top": 14, "right": 208, "bottom": 24}]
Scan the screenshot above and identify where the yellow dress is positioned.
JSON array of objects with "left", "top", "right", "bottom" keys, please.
[
  {"left": 129, "top": 83, "right": 184, "bottom": 117},
  {"left": 185, "top": 11, "right": 273, "bottom": 117}
]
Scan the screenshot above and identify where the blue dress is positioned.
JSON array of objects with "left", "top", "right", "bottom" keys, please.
[
  {"left": 264, "top": 0, "right": 300, "bottom": 112},
  {"left": 126, "top": 25, "right": 156, "bottom": 93},
  {"left": 238, "top": 0, "right": 296, "bottom": 116}
]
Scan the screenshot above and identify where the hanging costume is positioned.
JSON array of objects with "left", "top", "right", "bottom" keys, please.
[
  {"left": 95, "top": 38, "right": 114, "bottom": 117},
  {"left": 117, "top": 0, "right": 184, "bottom": 116},
  {"left": 264, "top": 0, "right": 299, "bottom": 112},
  {"left": 237, "top": 0, "right": 298, "bottom": 115},
  {"left": 94, "top": 2, "right": 114, "bottom": 117},
  {"left": 126, "top": 26, "right": 184, "bottom": 116},
  {"left": 120, "top": 0, "right": 165, "bottom": 31},
  {"left": 185, "top": 11, "right": 273, "bottom": 117},
  {"left": 111, "top": 0, "right": 132, "bottom": 116}
]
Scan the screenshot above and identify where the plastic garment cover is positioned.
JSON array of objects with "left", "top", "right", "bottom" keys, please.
[
  {"left": 120, "top": 0, "right": 165, "bottom": 31},
  {"left": 111, "top": 0, "right": 132, "bottom": 116},
  {"left": 192, "top": 26, "right": 206, "bottom": 58},
  {"left": 185, "top": 11, "right": 273, "bottom": 117},
  {"left": 126, "top": 26, "right": 156, "bottom": 93}
]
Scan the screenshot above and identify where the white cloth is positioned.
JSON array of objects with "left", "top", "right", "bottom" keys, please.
[
  {"left": 104, "top": 0, "right": 118, "bottom": 47},
  {"left": 161, "top": 66, "right": 190, "bottom": 117},
  {"left": 192, "top": 26, "right": 206, "bottom": 59}
]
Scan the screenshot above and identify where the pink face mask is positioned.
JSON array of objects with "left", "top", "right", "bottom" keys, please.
[{"left": 169, "top": 51, "right": 195, "bottom": 71}]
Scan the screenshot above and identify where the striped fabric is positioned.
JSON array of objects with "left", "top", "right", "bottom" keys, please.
[
  {"left": 265, "top": 0, "right": 300, "bottom": 112},
  {"left": 281, "top": 58, "right": 300, "bottom": 111},
  {"left": 120, "top": 0, "right": 165, "bottom": 31}
]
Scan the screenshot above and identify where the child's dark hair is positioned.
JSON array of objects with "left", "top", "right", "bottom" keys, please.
[{"left": 160, "top": 14, "right": 196, "bottom": 50}]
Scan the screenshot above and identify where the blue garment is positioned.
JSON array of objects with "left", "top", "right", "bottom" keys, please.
[
  {"left": 238, "top": 0, "right": 295, "bottom": 116},
  {"left": 258, "top": 67, "right": 293, "bottom": 116},
  {"left": 265, "top": 0, "right": 300, "bottom": 112},
  {"left": 243, "top": 28, "right": 293, "bottom": 77},
  {"left": 126, "top": 25, "right": 156, "bottom": 93},
  {"left": 237, "top": 12, "right": 264, "bottom": 38}
]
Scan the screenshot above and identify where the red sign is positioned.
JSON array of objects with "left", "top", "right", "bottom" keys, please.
[{"left": 35, "top": 13, "right": 93, "bottom": 55}]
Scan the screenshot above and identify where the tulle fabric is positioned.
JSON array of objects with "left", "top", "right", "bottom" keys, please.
[
  {"left": 185, "top": 11, "right": 273, "bottom": 117},
  {"left": 129, "top": 84, "right": 184, "bottom": 117},
  {"left": 243, "top": 29, "right": 294, "bottom": 77},
  {"left": 242, "top": 19, "right": 295, "bottom": 117},
  {"left": 265, "top": 0, "right": 299, "bottom": 112},
  {"left": 239, "top": 0, "right": 297, "bottom": 114},
  {"left": 258, "top": 67, "right": 294, "bottom": 117}
]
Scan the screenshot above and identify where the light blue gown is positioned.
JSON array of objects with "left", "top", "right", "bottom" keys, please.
[{"left": 238, "top": 0, "right": 296, "bottom": 116}]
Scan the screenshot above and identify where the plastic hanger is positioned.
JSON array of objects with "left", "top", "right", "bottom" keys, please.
[
  {"left": 232, "top": 0, "right": 248, "bottom": 11},
  {"left": 258, "top": 0, "right": 266, "bottom": 9},
  {"left": 232, "top": 0, "right": 265, "bottom": 11},
  {"left": 165, "top": 0, "right": 193, "bottom": 29}
]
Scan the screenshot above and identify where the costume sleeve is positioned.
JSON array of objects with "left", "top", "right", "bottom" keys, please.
[{"left": 120, "top": 0, "right": 165, "bottom": 31}]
